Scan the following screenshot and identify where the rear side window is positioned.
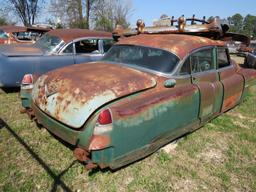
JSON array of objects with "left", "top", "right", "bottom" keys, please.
[
  {"left": 190, "top": 48, "right": 214, "bottom": 73},
  {"left": 75, "top": 39, "right": 99, "bottom": 54},
  {"left": 218, "top": 48, "right": 230, "bottom": 68}
]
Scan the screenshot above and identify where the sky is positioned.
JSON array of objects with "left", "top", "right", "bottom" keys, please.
[
  {"left": 1, "top": 0, "right": 255, "bottom": 26},
  {"left": 129, "top": 0, "right": 256, "bottom": 26}
]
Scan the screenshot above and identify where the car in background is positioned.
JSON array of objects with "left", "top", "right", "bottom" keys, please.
[
  {"left": 17, "top": 29, "right": 113, "bottom": 109},
  {"left": 0, "top": 25, "right": 50, "bottom": 44},
  {"left": 226, "top": 41, "right": 240, "bottom": 54},
  {"left": 0, "top": 28, "right": 113, "bottom": 90},
  {"left": 245, "top": 51, "right": 256, "bottom": 69},
  {"left": 29, "top": 17, "right": 256, "bottom": 170}
]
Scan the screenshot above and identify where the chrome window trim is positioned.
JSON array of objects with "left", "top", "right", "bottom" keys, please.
[
  {"left": 174, "top": 46, "right": 217, "bottom": 76},
  {"left": 58, "top": 41, "right": 74, "bottom": 55},
  {"left": 58, "top": 37, "right": 113, "bottom": 54},
  {"left": 216, "top": 46, "right": 232, "bottom": 70}
]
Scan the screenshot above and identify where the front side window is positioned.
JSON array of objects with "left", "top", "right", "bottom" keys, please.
[
  {"left": 75, "top": 39, "right": 99, "bottom": 54},
  {"left": 190, "top": 48, "right": 214, "bottom": 73},
  {"left": 103, "top": 45, "right": 180, "bottom": 73},
  {"left": 62, "top": 43, "right": 74, "bottom": 54},
  {"left": 218, "top": 47, "right": 230, "bottom": 68}
]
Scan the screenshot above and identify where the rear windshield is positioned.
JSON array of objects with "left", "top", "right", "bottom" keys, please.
[{"left": 103, "top": 45, "right": 180, "bottom": 73}]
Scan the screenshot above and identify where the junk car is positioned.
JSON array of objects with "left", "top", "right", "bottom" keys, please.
[
  {"left": 29, "top": 16, "right": 256, "bottom": 170},
  {"left": 0, "top": 28, "right": 113, "bottom": 90},
  {"left": 0, "top": 25, "right": 50, "bottom": 44}
]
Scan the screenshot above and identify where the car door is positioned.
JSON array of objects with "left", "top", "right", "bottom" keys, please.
[
  {"left": 35, "top": 43, "right": 75, "bottom": 75},
  {"left": 217, "top": 47, "right": 244, "bottom": 112},
  {"left": 74, "top": 38, "right": 104, "bottom": 64},
  {"left": 190, "top": 47, "right": 223, "bottom": 122}
]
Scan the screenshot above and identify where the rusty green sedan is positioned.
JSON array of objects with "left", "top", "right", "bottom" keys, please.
[{"left": 30, "top": 33, "right": 256, "bottom": 170}]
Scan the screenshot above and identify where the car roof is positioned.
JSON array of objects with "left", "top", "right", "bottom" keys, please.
[
  {"left": 47, "top": 28, "right": 112, "bottom": 43},
  {"left": 117, "top": 34, "right": 225, "bottom": 59},
  {"left": 0, "top": 25, "right": 50, "bottom": 33}
]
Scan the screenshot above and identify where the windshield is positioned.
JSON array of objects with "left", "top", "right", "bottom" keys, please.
[
  {"left": 35, "top": 34, "right": 64, "bottom": 53},
  {"left": 0, "top": 30, "right": 8, "bottom": 39},
  {"left": 103, "top": 45, "right": 180, "bottom": 73}
]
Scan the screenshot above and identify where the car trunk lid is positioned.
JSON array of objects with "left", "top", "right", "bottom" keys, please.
[{"left": 32, "top": 62, "right": 157, "bottom": 128}]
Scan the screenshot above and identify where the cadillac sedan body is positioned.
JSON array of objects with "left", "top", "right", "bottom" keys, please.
[
  {"left": 0, "top": 28, "right": 113, "bottom": 88},
  {"left": 30, "top": 34, "right": 256, "bottom": 170}
]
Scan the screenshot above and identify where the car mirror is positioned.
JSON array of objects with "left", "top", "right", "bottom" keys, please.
[{"left": 164, "top": 79, "right": 176, "bottom": 88}]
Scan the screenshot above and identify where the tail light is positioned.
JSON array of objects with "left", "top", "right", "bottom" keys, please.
[
  {"left": 22, "top": 74, "right": 33, "bottom": 85},
  {"left": 21, "top": 74, "right": 34, "bottom": 89},
  {"left": 98, "top": 109, "right": 112, "bottom": 125},
  {"left": 94, "top": 109, "right": 113, "bottom": 135}
]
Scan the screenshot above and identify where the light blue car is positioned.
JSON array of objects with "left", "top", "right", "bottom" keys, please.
[{"left": 0, "top": 28, "right": 113, "bottom": 89}]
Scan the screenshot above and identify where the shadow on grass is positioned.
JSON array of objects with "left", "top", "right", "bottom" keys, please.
[
  {"left": 0, "top": 118, "right": 74, "bottom": 192},
  {"left": 0, "top": 87, "right": 20, "bottom": 93}
]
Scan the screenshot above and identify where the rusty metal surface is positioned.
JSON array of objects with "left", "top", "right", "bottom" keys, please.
[
  {"left": 113, "top": 16, "right": 227, "bottom": 39},
  {"left": 111, "top": 84, "right": 198, "bottom": 118},
  {"left": 117, "top": 34, "right": 224, "bottom": 59},
  {"left": 219, "top": 66, "right": 244, "bottom": 112},
  {"left": 73, "top": 148, "right": 89, "bottom": 162},
  {"left": 89, "top": 135, "right": 111, "bottom": 150},
  {"left": 0, "top": 25, "right": 50, "bottom": 33},
  {"left": 32, "top": 62, "right": 157, "bottom": 128},
  {"left": 47, "top": 29, "right": 112, "bottom": 43}
]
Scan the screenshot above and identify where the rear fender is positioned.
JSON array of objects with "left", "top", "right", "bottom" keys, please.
[{"left": 106, "top": 84, "right": 200, "bottom": 167}]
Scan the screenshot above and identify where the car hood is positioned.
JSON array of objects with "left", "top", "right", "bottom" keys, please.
[
  {"left": 32, "top": 62, "right": 157, "bottom": 128},
  {"left": 0, "top": 44, "right": 43, "bottom": 56}
]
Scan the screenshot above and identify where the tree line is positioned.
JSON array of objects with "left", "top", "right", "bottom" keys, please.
[
  {"left": 0, "top": 0, "right": 132, "bottom": 32},
  {"left": 0, "top": 1, "right": 255, "bottom": 39},
  {"left": 227, "top": 13, "right": 256, "bottom": 40}
]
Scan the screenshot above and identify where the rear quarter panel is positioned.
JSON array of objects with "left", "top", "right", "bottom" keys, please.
[
  {"left": 106, "top": 83, "right": 200, "bottom": 167},
  {"left": 0, "top": 55, "right": 37, "bottom": 87},
  {"left": 238, "top": 68, "right": 256, "bottom": 100}
]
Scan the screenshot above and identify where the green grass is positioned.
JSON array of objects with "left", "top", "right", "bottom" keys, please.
[{"left": 0, "top": 89, "right": 256, "bottom": 192}]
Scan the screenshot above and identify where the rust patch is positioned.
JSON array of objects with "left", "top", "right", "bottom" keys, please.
[
  {"left": 89, "top": 135, "right": 111, "bottom": 150},
  {"left": 222, "top": 92, "right": 242, "bottom": 111},
  {"left": 113, "top": 85, "right": 197, "bottom": 117},
  {"left": 73, "top": 148, "right": 89, "bottom": 162},
  {"left": 33, "top": 62, "right": 156, "bottom": 128},
  {"left": 117, "top": 34, "right": 224, "bottom": 59}
]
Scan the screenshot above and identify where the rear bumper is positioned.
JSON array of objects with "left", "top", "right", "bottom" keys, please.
[
  {"left": 32, "top": 102, "right": 80, "bottom": 145},
  {"left": 31, "top": 102, "right": 112, "bottom": 169}
]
